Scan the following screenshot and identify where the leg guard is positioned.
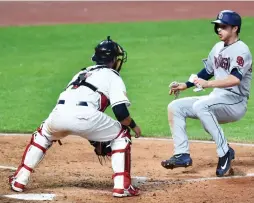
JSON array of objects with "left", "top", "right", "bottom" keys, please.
[
  {"left": 111, "top": 128, "right": 140, "bottom": 197},
  {"left": 9, "top": 124, "right": 52, "bottom": 192}
]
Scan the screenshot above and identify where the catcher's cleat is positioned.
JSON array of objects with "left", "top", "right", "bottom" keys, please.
[
  {"left": 161, "top": 153, "right": 193, "bottom": 169},
  {"left": 9, "top": 175, "right": 25, "bottom": 192},
  {"left": 216, "top": 146, "right": 235, "bottom": 177},
  {"left": 113, "top": 185, "right": 140, "bottom": 197}
]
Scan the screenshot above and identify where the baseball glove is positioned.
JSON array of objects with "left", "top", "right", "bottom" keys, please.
[
  {"left": 169, "top": 81, "right": 180, "bottom": 99},
  {"left": 89, "top": 140, "right": 112, "bottom": 165}
]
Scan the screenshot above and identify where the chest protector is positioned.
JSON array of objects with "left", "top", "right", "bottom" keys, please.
[{"left": 67, "top": 65, "right": 110, "bottom": 112}]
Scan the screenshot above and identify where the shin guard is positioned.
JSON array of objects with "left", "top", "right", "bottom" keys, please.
[
  {"left": 9, "top": 126, "right": 52, "bottom": 192},
  {"left": 111, "top": 128, "right": 139, "bottom": 197}
]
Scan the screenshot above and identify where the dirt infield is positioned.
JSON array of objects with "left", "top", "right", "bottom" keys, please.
[
  {"left": 1, "top": 1, "right": 254, "bottom": 203},
  {"left": 1, "top": 135, "right": 254, "bottom": 203}
]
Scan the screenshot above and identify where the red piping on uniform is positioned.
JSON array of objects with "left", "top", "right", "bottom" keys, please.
[
  {"left": 112, "top": 188, "right": 124, "bottom": 194},
  {"left": 125, "top": 144, "right": 131, "bottom": 174},
  {"left": 23, "top": 164, "right": 33, "bottom": 172},
  {"left": 112, "top": 172, "right": 129, "bottom": 179},
  {"left": 99, "top": 93, "right": 109, "bottom": 112},
  {"left": 21, "top": 137, "right": 33, "bottom": 166},
  {"left": 111, "top": 143, "right": 131, "bottom": 155},
  {"left": 31, "top": 142, "right": 46, "bottom": 153},
  {"left": 14, "top": 181, "right": 25, "bottom": 190},
  {"left": 111, "top": 149, "right": 125, "bottom": 154},
  {"left": 114, "top": 128, "right": 125, "bottom": 140}
]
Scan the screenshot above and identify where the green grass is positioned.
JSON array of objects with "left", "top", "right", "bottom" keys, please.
[{"left": 0, "top": 18, "right": 254, "bottom": 142}]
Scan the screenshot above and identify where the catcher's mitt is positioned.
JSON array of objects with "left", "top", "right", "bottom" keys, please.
[{"left": 89, "top": 140, "right": 112, "bottom": 165}]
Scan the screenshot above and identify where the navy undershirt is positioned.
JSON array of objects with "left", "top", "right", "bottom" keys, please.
[{"left": 185, "top": 68, "right": 242, "bottom": 88}]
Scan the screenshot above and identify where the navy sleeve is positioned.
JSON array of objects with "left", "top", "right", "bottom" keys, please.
[
  {"left": 197, "top": 68, "right": 214, "bottom": 80},
  {"left": 112, "top": 103, "right": 130, "bottom": 121},
  {"left": 231, "top": 68, "right": 242, "bottom": 80},
  {"left": 185, "top": 68, "right": 214, "bottom": 88}
]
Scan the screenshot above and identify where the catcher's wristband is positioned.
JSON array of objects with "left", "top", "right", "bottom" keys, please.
[{"left": 129, "top": 119, "right": 137, "bottom": 129}]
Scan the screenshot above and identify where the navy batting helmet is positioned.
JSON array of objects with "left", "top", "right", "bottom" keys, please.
[
  {"left": 211, "top": 10, "right": 241, "bottom": 34},
  {"left": 92, "top": 36, "right": 127, "bottom": 72}
]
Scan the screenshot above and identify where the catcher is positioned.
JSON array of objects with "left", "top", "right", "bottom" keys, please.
[{"left": 9, "top": 36, "right": 141, "bottom": 197}]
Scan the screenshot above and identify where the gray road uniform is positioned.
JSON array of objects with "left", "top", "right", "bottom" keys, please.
[{"left": 169, "top": 40, "right": 252, "bottom": 157}]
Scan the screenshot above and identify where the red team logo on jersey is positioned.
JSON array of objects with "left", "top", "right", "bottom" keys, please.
[{"left": 236, "top": 56, "right": 244, "bottom": 67}]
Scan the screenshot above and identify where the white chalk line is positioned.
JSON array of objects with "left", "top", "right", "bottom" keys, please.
[
  {"left": 3, "top": 193, "right": 55, "bottom": 201},
  {"left": 0, "top": 165, "right": 17, "bottom": 170},
  {"left": 139, "top": 137, "right": 254, "bottom": 147},
  {"left": 136, "top": 173, "right": 254, "bottom": 186},
  {"left": 0, "top": 133, "right": 31, "bottom": 136},
  {"left": 1, "top": 133, "right": 254, "bottom": 147}
]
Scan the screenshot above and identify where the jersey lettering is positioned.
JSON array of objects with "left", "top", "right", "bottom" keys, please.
[
  {"left": 214, "top": 55, "right": 230, "bottom": 70},
  {"left": 208, "top": 41, "right": 252, "bottom": 98}
]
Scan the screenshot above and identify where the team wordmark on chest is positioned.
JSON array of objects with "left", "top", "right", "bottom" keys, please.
[{"left": 214, "top": 55, "right": 230, "bottom": 70}]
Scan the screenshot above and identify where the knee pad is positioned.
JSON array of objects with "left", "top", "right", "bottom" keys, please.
[{"left": 110, "top": 128, "right": 132, "bottom": 190}]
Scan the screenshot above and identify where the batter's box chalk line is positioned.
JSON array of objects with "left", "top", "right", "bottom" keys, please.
[
  {"left": 3, "top": 193, "right": 56, "bottom": 201},
  {"left": 139, "top": 137, "right": 254, "bottom": 147},
  {"left": 132, "top": 176, "right": 148, "bottom": 187},
  {"left": 146, "top": 173, "right": 254, "bottom": 186},
  {"left": 0, "top": 165, "right": 17, "bottom": 171}
]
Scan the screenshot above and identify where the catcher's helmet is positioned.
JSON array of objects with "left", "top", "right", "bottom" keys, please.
[
  {"left": 92, "top": 36, "right": 127, "bottom": 72},
  {"left": 211, "top": 10, "right": 241, "bottom": 34}
]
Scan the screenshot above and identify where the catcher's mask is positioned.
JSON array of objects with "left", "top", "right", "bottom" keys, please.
[{"left": 92, "top": 36, "right": 127, "bottom": 72}]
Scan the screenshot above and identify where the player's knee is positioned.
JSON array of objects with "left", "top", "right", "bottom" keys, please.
[
  {"left": 33, "top": 131, "right": 52, "bottom": 149},
  {"left": 168, "top": 100, "right": 180, "bottom": 113},
  {"left": 192, "top": 102, "right": 201, "bottom": 115},
  {"left": 167, "top": 100, "right": 182, "bottom": 119},
  {"left": 192, "top": 100, "right": 208, "bottom": 115},
  {"left": 111, "top": 128, "right": 131, "bottom": 150}
]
